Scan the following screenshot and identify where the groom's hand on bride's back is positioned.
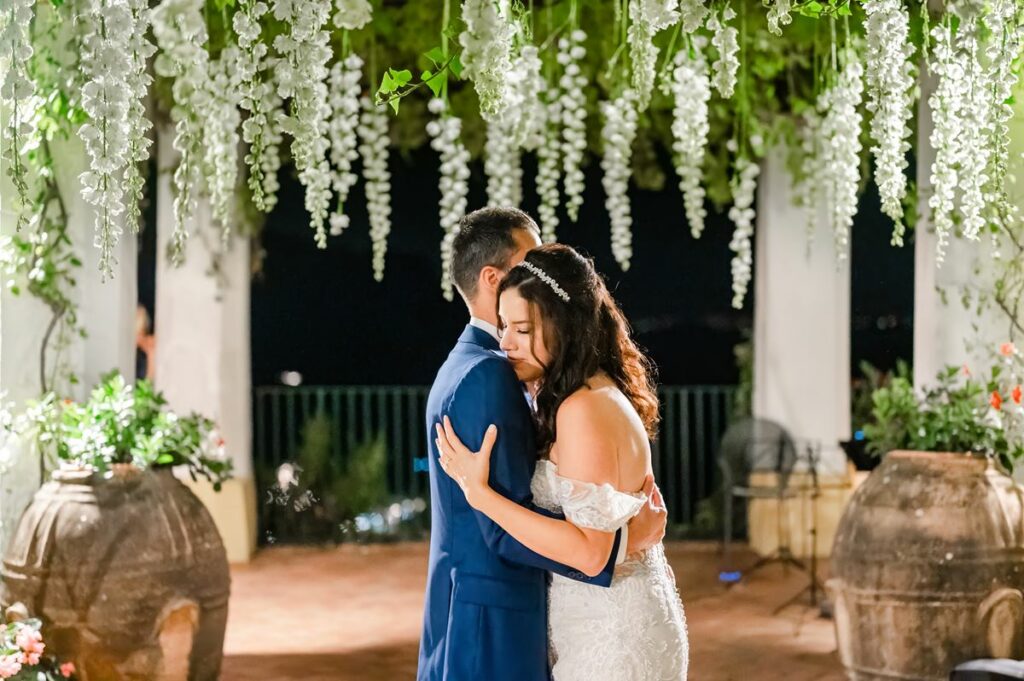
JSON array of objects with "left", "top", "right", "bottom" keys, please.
[{"left": 625, "top": 474, "right": 668, "bottom": 556}]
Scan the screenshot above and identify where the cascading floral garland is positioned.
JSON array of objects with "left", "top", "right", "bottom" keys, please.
[
  {"left": 152, "top": 0, "right": 211, "bottom": 265},
  {"left": 558, "top": 26, "right": 589, "bottom": 224},
  {"left": 358, "top": 96, "right": 393, "bottom": 282},
  {"left": 601, "top": 89, "right": 640, "bottom": 272},
  {"left": 863, "top": 0, "right": 915, "bottom": 245},
  {"left": 665, "top": 36, "right": 711, "bottom": 239},
  {"left": 5, "top": 0, "right": 1024, "bottom": 317},
  {"left": 428, "top": 96, "right": 471, "bottom": 300},
  {"left": 0, "top": 0, "right": 36, "bottom": 230},
  {"left": 273, "top": 0, "right": 334, "bottom": 249},
  {"left": 327, "top": 53, "right": 364, "bottom": 236}
]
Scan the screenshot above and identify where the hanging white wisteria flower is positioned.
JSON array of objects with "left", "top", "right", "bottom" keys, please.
[
  {"left": 459, "top": 0, "right": 516, "bottom": 122},
  {"left": 327, "top": 53, "right": 364, "bottom": 236},
  {"left": 484, "top": 119, "right": 523, "bottom": 208},
  {"left": 950, "top": 15, "right": 990, "bottom": 243},
  {"left": 358, "top": 96, "right": 392, "bottom": 282},
  {"left": 679, "top": 0, "right": 709, "bottom": 32},
  {"left": 0, "top": 0, "right": 35, "bottom": 229},
  {"left": 664, "top": 38, "right": 710, "bottom": 239},
  {"left": 628, "top": 0, "right": 681, "bottom": 112},
  {"left": 536, "top": 94, "right": 562, "bottom": 243},
  {"left": 927, "top": 21, "right": 966, "bottom": 264},
  {"left": 505, "top": 44, "right": 547, "bottom": 150},
  {"left": 257, "top": 57, "right": 285, "bottom": 213},
  {"left": 600, "top": 89, "right": 639, "bottom": 271},
  {"left": 864, "top": 0, "right": 915, "bottom": 246},
  {"left": 426, "top": 97, "right": 471, "bottom": 300},
  {"left": 707, "top": 4, "right": 739, "bottom": 98},
  {"left": 153, "top": 0, "right": 212, "bottom": 265},
  {"left": 123, "top": 0, "right": 156, "bottom": 235},
  {"left": 78, "top": 0, "right": 135, "bottom": 279},
  {"left": 333, "top": 0, "right": 372, "bottom": 30},
  {"left": 818, "top": 56, "right": 864, "bottom": 263},
  {"left": 728, "top": 156, "right": 759, "bottom": 309},
  {"left": 796, "top": 108, "right": 823, "bottom": 249},
  {"left": 273, "top": 0, "right": 334, "bottom": 249},
  {"left": 766, "top": 0, "right": 792, "bottom": 36},
  {"left": 205, "top": 46, "right": 244, "bottom": 242},
  {"left": 558, "top": 29, "right": 588, "bottom": 223},
  {"left": 980, "top": 0, "right": 1023, "bottom": 222},
  {"left": 233, "top": 0, "right": 275, "bottom": 213}
]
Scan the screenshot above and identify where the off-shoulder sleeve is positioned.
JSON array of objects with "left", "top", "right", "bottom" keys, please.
[{"left": 554, "top": 473, "right": 646, "bottom": 532}]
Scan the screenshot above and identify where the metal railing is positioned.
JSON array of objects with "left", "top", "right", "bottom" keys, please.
[{"left": 252, "top": 384, "right": 737, "bottom": 525}]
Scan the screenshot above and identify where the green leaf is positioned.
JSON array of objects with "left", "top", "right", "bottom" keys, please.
[
  {"left": 378, "top": 71, "right": 397, "bottom": 95},
  {"left": 837, "top": 2, "right": 851, "bottom": 15},
  {"left": 449, "top": 54, "right": 464, "bottom": 79},
  {"left": 424, "top": 46, "right": 446, "bottom": 67},
  {"left": 389, "top": 97, "right": 401, "bottom": 115},
  {"left": 157, "top": 453, "right": 175, "bottom": 464},
  {"left": 799, "top": 1, "right": 823, "bottom": 16},
  {"left": 389, "top": 68, "right": 413, "bottom": 87},
  {"left": 424, "top": 69, "right": 447, "bottom": 98}
]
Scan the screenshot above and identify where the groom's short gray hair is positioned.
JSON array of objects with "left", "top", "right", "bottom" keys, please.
[{"left": 452, "top": 207, "right": 540, "bottom": 302}]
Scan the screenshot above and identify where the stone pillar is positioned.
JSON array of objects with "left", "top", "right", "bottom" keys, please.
[
  {"left": 0, "top": 124, "right": 137, "bottom": 552},
  {"left": 748, "top": 147, "right": 853, "bottom": 558},
  {"left": 154, "top": 127, "right": 257, "bottom": 563}
]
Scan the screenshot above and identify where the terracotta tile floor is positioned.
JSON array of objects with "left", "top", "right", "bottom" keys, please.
[{"left": 221, "top": 541, "right": 844, "bottom": 680}]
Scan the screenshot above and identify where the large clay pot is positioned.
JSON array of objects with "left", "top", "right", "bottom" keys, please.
[
  {"left": 828, "top": 451, "right": 1024, "bottom": 680},
  {"left": 1, "top": 465, "right": 230, "bottom": 681}
]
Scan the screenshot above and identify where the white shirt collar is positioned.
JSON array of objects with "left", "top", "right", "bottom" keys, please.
[{"left": 469, "top": 317, "right": 501, "bottom": 343}]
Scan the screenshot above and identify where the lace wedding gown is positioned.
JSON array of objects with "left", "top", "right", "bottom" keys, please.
[{"left": 531, "top": 459, "right": 689, "bottom": 680}]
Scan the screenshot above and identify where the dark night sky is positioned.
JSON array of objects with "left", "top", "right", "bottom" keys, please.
[{"left": 140, "top": 147, "right": 915, "bottom": 389}]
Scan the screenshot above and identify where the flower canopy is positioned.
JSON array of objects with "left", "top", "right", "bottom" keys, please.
[{"left": 2, "top": 0, "right": 1023, "bottom": 308}]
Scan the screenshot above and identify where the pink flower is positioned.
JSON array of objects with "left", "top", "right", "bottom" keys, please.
[
  {"left": 15, "top": 627, "right": 44, "bottom": 657},
  {"left": 0, "top": 654, "right": 22, "bottom": 679},
  {"left": 1001, "top": 342, "right": 1016, "bottom": 357},
  {"left": 962, "top": 363, "right": 972, "bottom": 377},
  {"left": 60, "top": 661, "right": 76, "bottom": 678}
]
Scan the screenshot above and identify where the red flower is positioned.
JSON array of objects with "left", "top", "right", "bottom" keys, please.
[
  {"left": 60, "top": 662, "right": 75, "bottom": 678},
  {"left": 991, "top": 391, "right": 1004, "bottom": 411},
  {"left": 1013, "top": 385, "right": 1022, "bottom": 405}
]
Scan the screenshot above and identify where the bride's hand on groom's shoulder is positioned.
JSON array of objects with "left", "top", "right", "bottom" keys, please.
[
  {"left": 625, "top": 474, "right": 668, "bottom": 557},
  {"left": 435, "top": 416, "right": 497, "bottom": 509}
]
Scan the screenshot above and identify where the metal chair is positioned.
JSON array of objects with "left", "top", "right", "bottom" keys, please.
[{"left": 718, "top": 417, "right": 800, "bottom": 573}]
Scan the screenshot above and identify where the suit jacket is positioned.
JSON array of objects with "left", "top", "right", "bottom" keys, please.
[{"left": 416, "top": 324, "right": 621, "bottom": 681}]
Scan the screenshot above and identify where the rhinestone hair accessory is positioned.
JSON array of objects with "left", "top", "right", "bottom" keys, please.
[{"left": 516, "top": 260, "right": 571, "bottom": 302}]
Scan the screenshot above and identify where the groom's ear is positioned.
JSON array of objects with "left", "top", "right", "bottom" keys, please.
[{"left": 479, "top": 265, "right": 503, "bottom": 295}]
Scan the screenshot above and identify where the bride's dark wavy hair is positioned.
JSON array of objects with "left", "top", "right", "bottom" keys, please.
[{"left": 497, "top": 244, "right": 659, "bottom": 457}]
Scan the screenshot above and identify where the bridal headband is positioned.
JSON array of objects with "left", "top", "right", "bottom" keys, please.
[{"left": 516, "top": 261, "right": 571, "bottom": 303}]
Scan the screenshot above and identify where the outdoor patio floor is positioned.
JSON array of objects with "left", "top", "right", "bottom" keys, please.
[{"left": 221, "top": 541, "right": 845, "bottom": 680}]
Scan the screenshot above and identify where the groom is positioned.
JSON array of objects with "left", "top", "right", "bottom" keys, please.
[{"left": 417, "top": 207, "right": 668, "bottom": 681}]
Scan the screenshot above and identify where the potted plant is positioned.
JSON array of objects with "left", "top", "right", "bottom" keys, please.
[
  {"left": 828, "top": 344, "right": 1024, "bottom": 681},
  {"left": 840, "top": 359, "right": 911, "bottom": 471},
  {"left": 1, "top": 371, "right": 233, "bottom": 681},
  {"left": 0, "top": 605, "right": 77, "bottom": 680}
]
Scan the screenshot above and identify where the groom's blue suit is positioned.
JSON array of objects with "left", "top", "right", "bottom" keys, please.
[{"left": 417, "top": 324, "right": 622, "bottom": 681}]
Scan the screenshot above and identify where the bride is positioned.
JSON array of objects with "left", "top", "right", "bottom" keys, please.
[{"left": 435, "top": 244, "right": 688, "bottom": 680}]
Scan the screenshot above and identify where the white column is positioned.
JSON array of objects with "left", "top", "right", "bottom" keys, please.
[
  {"left": 52, "top": 135, "right": 138, "bottom": 394},
  {"left": 748, "top": 147, "right": 853, "bottom": 558},
  {"left": 0, "top": 120, "right": 136, "bottom": 552},
  {"left": 752, "top": 147, "right": 851, "bottom": 475},
  {"left": 154, "top": 127, "right": 256, "bottom": 562}
]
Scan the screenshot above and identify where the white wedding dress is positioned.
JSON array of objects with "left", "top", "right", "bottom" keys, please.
[{"left": 531, "top": 459, "right": 689, "bottom": 680}]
